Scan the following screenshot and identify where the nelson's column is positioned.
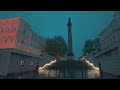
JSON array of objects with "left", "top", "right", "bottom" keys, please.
[{"left": 67, "top": 18, "right": 74, "bottom": 60}]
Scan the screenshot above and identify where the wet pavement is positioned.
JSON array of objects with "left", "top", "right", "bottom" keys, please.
[{"left": 0, "top": 69, "right": 119, "bottom": 79}]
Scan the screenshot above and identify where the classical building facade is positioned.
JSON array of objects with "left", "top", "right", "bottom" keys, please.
[
  {"left": 0, "top": 17, "right": 46, "bottom": 56},
  {"left": 91, "top": 11, "right": 120, "bottom": 76},
  {"left": 0, "top": 17, "right": 55, "bottom": 76}
]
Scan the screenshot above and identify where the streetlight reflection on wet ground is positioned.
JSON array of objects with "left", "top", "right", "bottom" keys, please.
[{"left": 38, "top": 59, "right": 100, "bottom": 79}]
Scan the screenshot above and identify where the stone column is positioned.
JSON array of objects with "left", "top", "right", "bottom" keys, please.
[{"left": 67, "top": 18, "right": 74, "bottom": 60}]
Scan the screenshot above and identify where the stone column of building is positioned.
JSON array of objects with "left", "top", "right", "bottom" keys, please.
[{"left": 67, "top": 18, "right": 74, "bottom": 60}]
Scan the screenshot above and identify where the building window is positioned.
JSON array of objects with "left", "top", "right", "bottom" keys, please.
[
  {"left": 115, "top": 36, "right": 117, "bottom": 41},
  {"left": 5, "top": 38, "right": 7, "bottom": 43},
  {"left": 41, "top": 49, "right": 44, "bottom": 53},
  {"left": 8, "top": 28, "right": 9, "bottom": 32},
  {"left": 14, "top": 27, "right": 16, "bottom": 31},
  {"left": 21, "top": 40, "right": 24, "bottom": 44},
  {"left": 33, "top": 44, "right": 34, "bottom": 47},
  {"left": 110, "top": 38, "right": 112, "bottom": 43},
  {"left": 33, "top": 35, "right": 35, "bottom": 40},
  {"left": 36, "top": 36, "right": 37, "bottom": 41},
  {"left": 11, "top": 38, "right": 14, "bottom": 42},
  {"left": 30, "top": 61, "right": 34, "bottom": 66},
  {"left": 25, "top": 24, "right": 27, "bottom": 28},
  {"left": 113, "top": 36, "right": 115, "bottom": 42},
  {"left": 1, "top": 29, "right": 3, "bottom": 32},
  {"left": 112, "top": 37, "right": 114, "bottom": 42},
  {"left": 23, "top": 29, "right": 25, "bottom": 34},
  {"left": 32, "top": 34, "right": 33, "bottom": 38}
]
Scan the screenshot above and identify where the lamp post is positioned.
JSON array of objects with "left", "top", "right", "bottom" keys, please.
[
  {"left": 20, "top": 60, "right": 24, "bottom": 78},
  {"left": 34, "top": 62, "right": 39, "bottom": 78},
  {"left": 30, "top": 61, "right": 34, "bottom": 79}
]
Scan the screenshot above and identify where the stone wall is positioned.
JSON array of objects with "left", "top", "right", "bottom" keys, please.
[
  {"left": 0, "top": 51, "right": 11, "bottom": 75},
  {"left": 0, "top": 49, "right": 55, "bottom": 75}
]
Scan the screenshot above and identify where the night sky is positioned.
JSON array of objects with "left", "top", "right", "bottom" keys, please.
[{"left": 0, "top": 11, "right": 115, "bottom": 59}]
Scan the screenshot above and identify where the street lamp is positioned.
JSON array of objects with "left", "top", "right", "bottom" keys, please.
[
  {"left": 34, "top": 62, "right": 39, "bottom": 78},
  {"left": 36, "top": 63, "right": 39, "bottom": 72},
  {"left": 20, "top": 60, "right": 25, "bottom": 77}
]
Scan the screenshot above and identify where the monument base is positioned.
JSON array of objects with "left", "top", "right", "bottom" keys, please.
[{"left": 67, "top": 52, "right": 74, "bottom": 60}]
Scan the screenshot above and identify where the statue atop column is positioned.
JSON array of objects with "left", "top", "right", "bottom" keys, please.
[{"left": 67, "top": 18, "right": 74, "bottom": 60}]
